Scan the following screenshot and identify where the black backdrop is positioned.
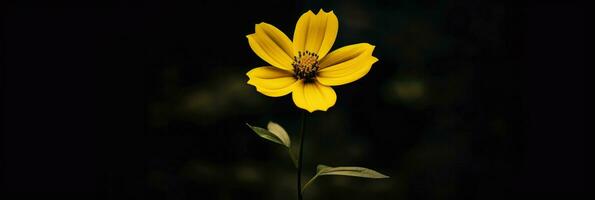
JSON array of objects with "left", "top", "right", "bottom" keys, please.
[{"left": 2, "top": 0, "right": 588, "bottom": 199}]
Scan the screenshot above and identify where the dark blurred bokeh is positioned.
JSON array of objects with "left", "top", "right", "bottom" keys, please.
[{"left": 2, "top": 0, "right": 588, "bottom": 199}]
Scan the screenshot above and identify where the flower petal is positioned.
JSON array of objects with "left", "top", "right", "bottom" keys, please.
[
  {"left": 318, "top": 43, "right": 374, "bottom": 69},
  {"left": 247, "top": 23, "right": 295, "bottom": 71},
  {"left": 316, "top": 43, "right": 378, "bottom": 86},
  {"left": 291, "top": 80, "right": 336, "bottom": 112},
  {"left": 247, "top": 66, "right": 298, "bottom": 97},
  {"left": 293, "top": 9, "right": 338, "bottom": 59},
  {"left": 317, "top": 57, "right": 378, "bottom": 86}
]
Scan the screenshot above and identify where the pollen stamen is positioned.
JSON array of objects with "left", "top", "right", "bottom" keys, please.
[{"left": 292, "top": 50, "right": 319, "bottom": 81}]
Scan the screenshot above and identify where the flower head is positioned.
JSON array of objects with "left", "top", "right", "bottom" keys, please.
[{"left": 246, "top": 9, "right": 378, "bottom": 112}]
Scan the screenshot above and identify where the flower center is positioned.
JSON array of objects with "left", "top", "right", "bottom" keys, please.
[{"left": 292, "top": 50, "right": 319, "bottom": 81}]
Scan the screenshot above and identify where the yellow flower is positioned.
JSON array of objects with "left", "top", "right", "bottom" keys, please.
[{"left": 246, "top": 9, "right": 378, "bottom": 112}]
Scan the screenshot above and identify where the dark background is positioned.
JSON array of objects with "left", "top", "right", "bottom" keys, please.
[{"left": 1, "top": 0, "right": 588, "bottom": 199}]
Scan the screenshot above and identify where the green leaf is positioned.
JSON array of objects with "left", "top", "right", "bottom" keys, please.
[
  {"left": 266, "top": 121, "right": 291, "bottom": 148},
  {"left": 246, "top": 122, "right": 290, "bottom": 148},
  {"left": 316, "top": 165, "right": 390, "bottom": 178},
  {"left": 246, "top": 122, "right": 296, "bottom": 168},
  {"left": 302, "top": 164, "right": 389, "bottom": 193}
]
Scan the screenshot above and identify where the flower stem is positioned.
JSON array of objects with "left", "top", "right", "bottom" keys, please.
[{"left": 297, "top": 111, "right": 307, "bottom": 200}]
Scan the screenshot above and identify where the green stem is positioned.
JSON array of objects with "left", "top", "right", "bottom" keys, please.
[
  {"left": 301, "top": 174, "right": 319, "bottom": 193},
  {"left": 297, "top": 111, "right": 307, "bottom": 200}
]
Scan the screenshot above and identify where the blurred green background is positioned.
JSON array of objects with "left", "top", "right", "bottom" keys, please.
[{"left": 2, "top": 0, "right": 587, "bottom": 199}]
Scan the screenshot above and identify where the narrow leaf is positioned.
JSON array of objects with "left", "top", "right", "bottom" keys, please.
[
  {"left": 317, "top": 164, "right": 330, "bottom": 172},
  {"left": 266, "top": 121, "right": 291, "bottom": 147},
  {"left": 246, "top": 123, "right": 285, "bottom": 146},
  {"left": 316, "top": 165, "right": 390, "bottom": 179},
  {"left": 302, "top": 164, "right": 389, "bottom": 193}
]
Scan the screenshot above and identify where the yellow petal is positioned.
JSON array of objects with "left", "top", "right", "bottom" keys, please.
[
  {"left": 292, "top": 9, "right": 338, "bottom": 59},
  {"left": 247, "top": 66, "right": 298, "bottom": 97},
  {"left": 317, "top": 57, "right": 378, "bottom": 86},
  {"left": 291, "top": 80, "right": 336, "bottom": 112},
  {"left": 247, "top": 23, "right": 295, "bottom": 71},
  {"left": 316, "top": 43, "right": 378, "bottom": 86},
  {"left": 318, "top": 43, "right": 374, "bottom": 70}
]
